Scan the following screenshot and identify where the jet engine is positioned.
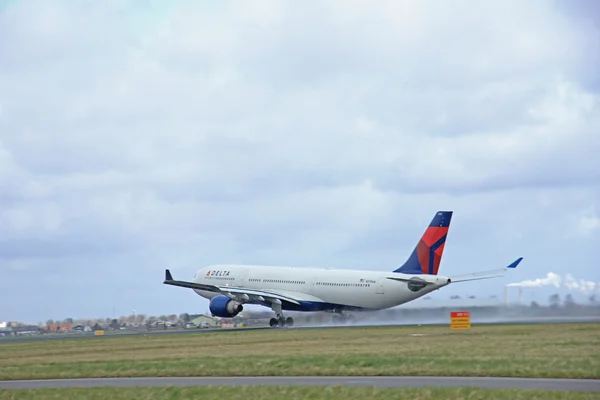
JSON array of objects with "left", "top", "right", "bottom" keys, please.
[{"left": 209, "top": 295, "right": 244, "bottom": 318}]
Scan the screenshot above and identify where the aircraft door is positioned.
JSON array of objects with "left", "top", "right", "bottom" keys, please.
[
  {"left": 238, "top": 269, "right": 249, "bottom": 287},
  {"left": 376, "top": 278, "right": 384, "bottom": 294}
]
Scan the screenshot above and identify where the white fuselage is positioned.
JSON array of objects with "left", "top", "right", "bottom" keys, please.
[{"left": 191, "top": 264, "right": 451, "bottom": 312}]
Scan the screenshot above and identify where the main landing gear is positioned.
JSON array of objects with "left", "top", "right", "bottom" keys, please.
[
  {"left": 332, "top": 309, "right": 355, "bottom": 325},
  {"left": 269, "top": 315, "right": 294, "bottom": 328},
  {"left": 269, "top": 300, "right": 294, "bottom": 328}
]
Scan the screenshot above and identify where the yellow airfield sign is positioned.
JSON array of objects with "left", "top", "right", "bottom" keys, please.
[{"left": 450, "top": 311, "right": 471, "bottom": 330}]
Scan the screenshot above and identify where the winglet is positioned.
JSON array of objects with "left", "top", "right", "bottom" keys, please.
[
  {"left": 507, "top": 257, "right": 523, "bottom": 269},
  {"left": 165, "top": 269, "right": 174, "bottom": 282}
]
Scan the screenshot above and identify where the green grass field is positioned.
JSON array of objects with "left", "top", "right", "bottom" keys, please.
[
  {"left": 0, "top": 322, "right": 598, "bottom": 381},
  {"left": 1, "top": 387, "right": 599, "bottom": 400}
]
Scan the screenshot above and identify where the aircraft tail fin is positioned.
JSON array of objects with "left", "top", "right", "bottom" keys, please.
[{"left": 393, "top": 211, "right": 452, "bottom": 275}]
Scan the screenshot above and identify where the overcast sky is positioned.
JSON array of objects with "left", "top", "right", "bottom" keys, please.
[{"left": 1, "top": 0, "right": 599, "bottom": 324}]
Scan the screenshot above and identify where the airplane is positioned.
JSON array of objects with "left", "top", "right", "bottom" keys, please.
[{"left": 163, "top": 211, "right": 522, "bottom": 328}]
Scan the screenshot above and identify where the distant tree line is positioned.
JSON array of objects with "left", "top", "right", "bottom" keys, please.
[{"left": 42, "top": 312, "right": 194, "bottom": 329}]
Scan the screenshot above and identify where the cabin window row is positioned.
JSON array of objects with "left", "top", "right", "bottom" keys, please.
[
  {"left": 249, "top": 278, "right": 306, "bottom": 284},
  {"left": 316, "top": 282, "right": 371, "bottom": 287}
]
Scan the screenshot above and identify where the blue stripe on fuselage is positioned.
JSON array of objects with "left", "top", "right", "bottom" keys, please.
[
  {"left": 251, "top": 299, "right": 367, "bottom": 312},
  {"left": 428, "top": 234, "right": 446, "bottom": 274}
]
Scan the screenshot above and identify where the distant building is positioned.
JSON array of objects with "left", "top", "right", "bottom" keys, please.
[
  {"left": 72, "top": 324, "right": 92, "bottom": 332},
  {"left": 46, "top": 323, "right": 73, "bottom": 332},
  {"left": 189, "top": 315, "right": 218, "bottom": 328}
]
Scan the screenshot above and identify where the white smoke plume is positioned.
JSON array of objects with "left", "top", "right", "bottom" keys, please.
[
  {"left": 507, "top": 272, "right": 562, "bottom": 288},
  {"left": 564, "top": 274, "right": 598, "bottom": 294},
  {"left": 507, "top": 272, "right": 599, "bottom": 294}
]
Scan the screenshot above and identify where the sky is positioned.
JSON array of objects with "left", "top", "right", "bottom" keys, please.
[{"left": 1, "top": 0, "right": 599, "bottom": 324}]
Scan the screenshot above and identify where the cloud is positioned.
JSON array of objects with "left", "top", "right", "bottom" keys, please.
[
  {"left": 574, "top": 206, "right": 600, "bottom": 237},
  {"left": 0, "top": 0, "right": 599, "bottom": 322}
]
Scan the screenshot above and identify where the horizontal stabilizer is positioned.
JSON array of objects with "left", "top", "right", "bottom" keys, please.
[
  {"left": 449, "top": 257, "right": 523, "bottom": 283},
  {"left": 386, "top": 276, "right": 435, "bottom": 284}
]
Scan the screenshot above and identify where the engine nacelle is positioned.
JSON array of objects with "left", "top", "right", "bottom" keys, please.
[{"left": 209, "top": 295, "right": 244, "bottom": 318}]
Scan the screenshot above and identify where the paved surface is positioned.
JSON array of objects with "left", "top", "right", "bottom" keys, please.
[{"left": 1, "top": 376, "right": 599, "bottom": 391}]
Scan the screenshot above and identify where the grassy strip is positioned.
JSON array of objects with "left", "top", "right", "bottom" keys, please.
[
  {"left": 1, "top": 386, "right": 598, "bottom": 400},
  {"left": 1, "top": 323, "right": 598, "bottom": 380}
]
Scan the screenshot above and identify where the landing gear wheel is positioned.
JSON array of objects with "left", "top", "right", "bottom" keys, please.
[{"left": 269, "top": 316, "right": 294, "bottom": 328}]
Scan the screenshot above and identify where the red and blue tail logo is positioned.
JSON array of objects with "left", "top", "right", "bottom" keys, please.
[{"left": 393, "top": 211, "right": 452, "bottom": 275}]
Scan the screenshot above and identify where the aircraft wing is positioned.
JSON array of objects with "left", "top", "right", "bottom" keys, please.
[
  {"left": 163, "top": 269, "right": 313, "bottom": 306},
  {"left": 449, "top": 257, "right": 523, "bottom": 283}
]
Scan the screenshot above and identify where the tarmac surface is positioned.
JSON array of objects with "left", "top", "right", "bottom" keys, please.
[{"left": 1, "top": 376, "right": 599, "bottom": 391}]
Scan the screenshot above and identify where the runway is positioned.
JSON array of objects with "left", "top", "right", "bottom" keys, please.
[{"left": 1, "top": 376, "right": 599, "bottom": 391}]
